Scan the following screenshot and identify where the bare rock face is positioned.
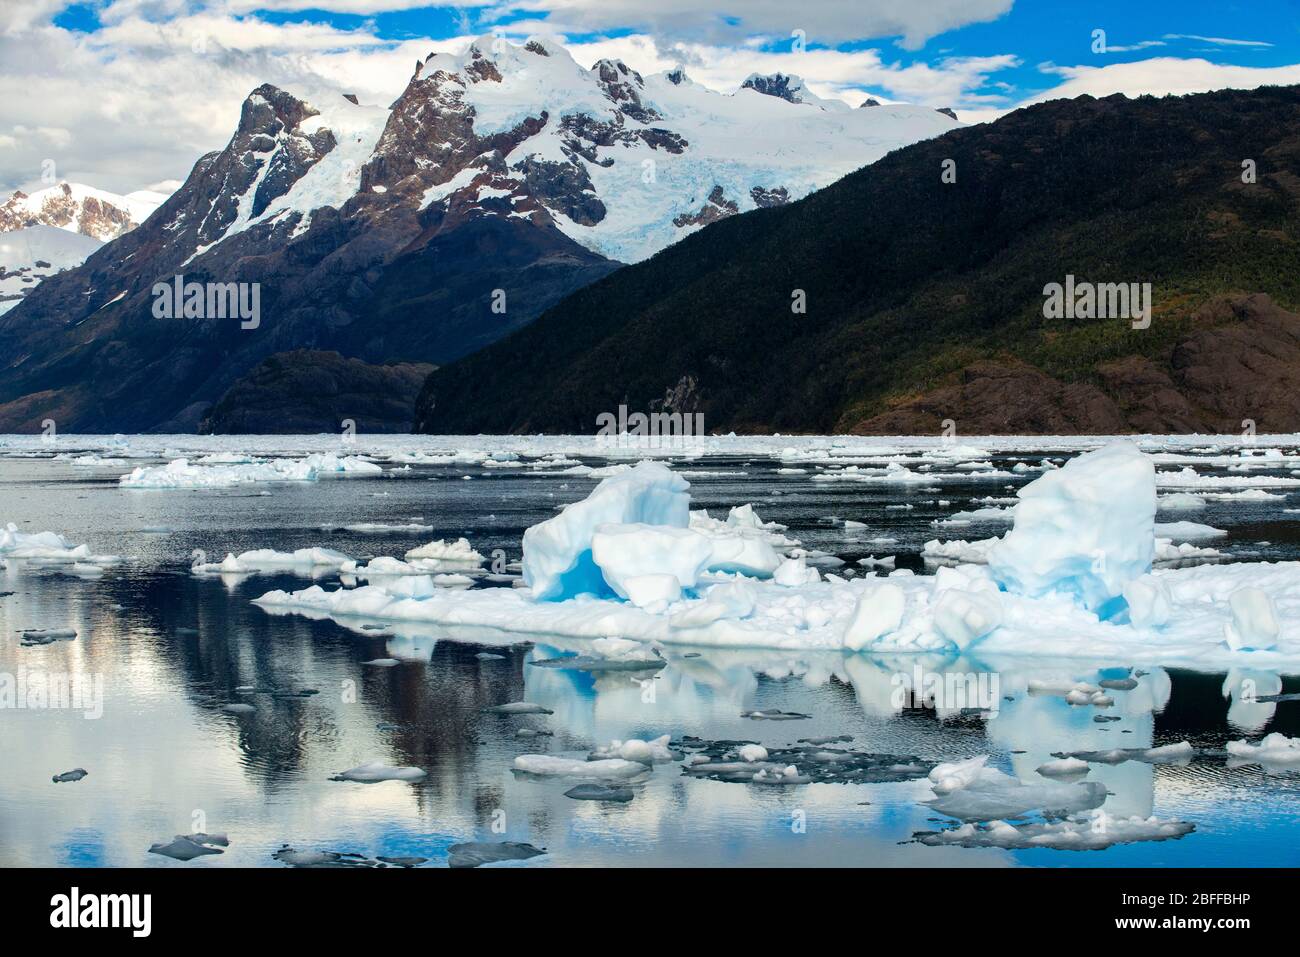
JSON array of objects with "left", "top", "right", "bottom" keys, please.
[
  {"left": 673, "top": 186, "right": 739, "bottom": 227},
  {"left": 198, "top": 350, "right": 434, "bottom": 434},
  {"left": 852, "top": 296, "right": 1300, "bottom": 435},
  {"left": 749, "top": 186, "right": 790, "bottom": 208},
  {"left": 851, "top": 360, "right": 1126, "bottom": 435}
]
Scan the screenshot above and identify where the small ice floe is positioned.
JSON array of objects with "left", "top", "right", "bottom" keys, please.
[
  {"left": 753, "top": 765, "right": 811, "bottom": 785},
  {"left": 192, "top": 547, "right": 352, "bottom": 577},
  {"left": 1053, "top": 741, "right": 1195, "bottom": 765},
  {"left": 484, "top": 702, "right": 553, "bottom": 715},
  {"left": 1226, "top": 733, "right": 1300, "bottom": 765},
  {"left": 148, "top": 833, "right": 229, "bottom": 861},
  {"left": 52, "top": 768, "right": 88, "bottom": 783},
  {"left": 914, "top": 813, "right": 1195, "bottom": 850},
  {"left": 1155, "top": 521, "right": 1227, "bottom": 541},
  {"left": 740, "top": 709, "right": 811, "bottom": 721},
  {"left": 679, "top": 737, "right": 932, "bottom": 785},
  {"left": 1099, "top": 677, "right": 1139, "bottom": 691},
  {"left": 0, "top": 524, "right": 119, "bottom": 567},
  {"left": 925, "top": 756, "right": 1105, "bottom": 822},
  {"left": 446, "top": 841, "right": 546, "bottom": 869},
  {"left": 512, "top": 755, "right": 650, "bottom": 780},
  {"left": 589, "top": 734, "right": 676, "bottom": 764},
  {"left": 475, "top": 652, "right": 506, "bottom": 660},
  {"left": 120, "top": 457, "right": 318, "bottom": 489},
  {"left": 1027, "top": 680, "right": 1114, "bottom": 707},
  {"left": 799, "top": 735, "right": 853, "bottom": 746},
  {"left": 329, "top": 762, "right": 427, "bottom": 783},
  {"left": 564, "top": 783, "right": 635, "bottom": 802},
  {"left": 362, "top": 658, "right": 400, "bottom": 667},
  {"left": 1035, "top": 757, "right": 1090, "bottom": 778},
  {"left": 333, "top": 523, "right": 433, "bottom": 534},
  {"left": 272, "top": 846, "right": 424, "bottom": 868},
  {"left": 221, "top": 703, "right": 255, "bottom": 715},
  {"left": 18, "top": 628, "right": 77, "bottom": 646}
]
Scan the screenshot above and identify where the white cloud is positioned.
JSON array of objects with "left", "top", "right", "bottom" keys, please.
[
  {"left": 1031, "top": 56, "right": 1300, "bottom": 103},
  {"left": 482, "top": 0, "right": 1015, "bottom": 49}
]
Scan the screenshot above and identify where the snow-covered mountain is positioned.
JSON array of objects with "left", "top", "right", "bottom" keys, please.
[
  {"left": 0, "top": 225, "right": 103, "bottom": 316},
  {"left": 0, "top": 35, "right": 960, "bottom": 433},
  {"left": 0, "top": 182, "right": 163, "bottom": 242},
  {"left": 146, "top": 38, "right": 958, "bottom": 266}
]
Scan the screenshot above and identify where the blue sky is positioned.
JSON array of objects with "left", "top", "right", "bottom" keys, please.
[{"left": 3, "top": 0, "right": 1300, "bottom": 193}]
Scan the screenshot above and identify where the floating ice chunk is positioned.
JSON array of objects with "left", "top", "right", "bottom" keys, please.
[
  {"left": 330, "top": 762, "right": 427, "bottom": 782},
  {"left": 925, "top": 755, "right": 1106, "bottom": 821},
  {"left": 447, "top": 841, "right": 545, "bottom": 869},
  {"left": 52, "top": 768, "right": 88, "bottom": 783},
  {"left": 484, "top": 702, "right": 553, "bottom": 714},
  {"left": 193, "top": 547, "right": 352, "bottom": 576},
  {"left": 1036, "top": 757, "right": 1090, "bottom": 778},
  {"left": 773, "top": 555, "right": 820, "bottom": 587},
  {"left": 988, "top": 441, "right": 1155, "bottom": 614},
  {"left": 752, "top": 764, "right": 810, "bottom": 784},
  {"left": 1122, "top": 575, "right": 1173, "bottom": 628},
  {"left": 565, "top": 784, "right": 634, "bottom": 802},
  {"left": 1226, "top": 732, "right": 1300, "bottom": 764},
  {"left": 1156, "top": 521, "right": 1227, "bottom": 542},
  {"left": 590, "top": 734, "right": 675, "bottom": 764},
  {"left": 842, "top": 583, "right": 905, "bottom": 651},
  {"left": 522, "top": 462, "right": 690, "bottom": 600},
  {"left": 404, "top": 538, "right": 484, "bottom": 570},
  {"left": 302, "top": 453, "right": 382, "bottom": 475},
  {"left": 931, "top": 587, "right": 1001, "bottom": 650},
  {"left": 221, "top": 703, "right": 255, "bottom": 714},
  {"left": 928, "top": 756, "right": 990, "bottom": 795},
  {"left": 149, "top": 833, "right": 229, "bottom": 860},
  {"left": 590, "top": 523, "right": 712, "bottom": 599},
  {"left": 512, "top": 755, "right": 650, "bottom": 779},
  {"left": 922, "top": 537, "right": 997, "bottom": 565},
  {"left": 0, "top": 524, "right": 119, "bottom": 565},
  {"left": 916, "top": 814, "right": 1194, "bottom": 850},
  {"left": 1225, "top": 587, "right": 1280, "bottom": 651},
  {"left": 120, "top": 457, "right": 317, "bottom": 488},
  {"left": 1158, "top": 493, "right": 1206, "bottom": 511},
  {"left": 1056, "top": 741, "right": 1194, "bottom": 765},
  {"left": 738, "top": 744, "right": 769, "bottom": 762}
]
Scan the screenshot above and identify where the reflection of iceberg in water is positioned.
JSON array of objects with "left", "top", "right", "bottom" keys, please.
[{"left": 1222, "top": 668, "right": 1281, "bottom": 732}]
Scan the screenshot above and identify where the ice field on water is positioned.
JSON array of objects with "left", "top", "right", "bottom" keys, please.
[{"left": 2, "top": 432, "right": 1300, "bottom": 866}]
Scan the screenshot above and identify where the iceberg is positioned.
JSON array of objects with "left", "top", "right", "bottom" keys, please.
[
  {"left": 988, "top": 441, "right": 1155, "bottom": 615},
  {"left": 522, "top": 461, "right": 690, "bottom": 600}
]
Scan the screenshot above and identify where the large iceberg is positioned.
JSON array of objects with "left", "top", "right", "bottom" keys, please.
[
  {"left": 522, "top": 461, "right": 691, "bottom": 600},
  {"left": 988, "top": 441, "right": 1155, "bottom": 615}
]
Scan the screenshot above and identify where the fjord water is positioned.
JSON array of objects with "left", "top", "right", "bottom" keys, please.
[{"left": 2, "top": 436, "right": 1299, "bottom": 867}]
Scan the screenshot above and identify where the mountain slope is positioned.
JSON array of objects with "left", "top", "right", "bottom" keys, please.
[
  {"left": 414, "top": 85, "right": 1300, "bottom": 435},
  {"left": 0, "top": 36, "right": 955, "bottom": 433}
]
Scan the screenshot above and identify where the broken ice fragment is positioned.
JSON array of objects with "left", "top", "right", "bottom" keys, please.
[
  {"left": 52, "top": 768, "right": 88, "bottom": 783},
  {"left": 447, "top": 841, "right": 546, "bottom": 869}
]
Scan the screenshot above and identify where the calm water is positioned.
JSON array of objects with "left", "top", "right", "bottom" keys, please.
[{"left": 3, "top": 436, "right": 1300, "bottom": 867}]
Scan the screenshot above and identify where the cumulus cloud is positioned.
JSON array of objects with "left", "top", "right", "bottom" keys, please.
[{"left": 482, "top": 0, "right": 1015, "bottom": 49}]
